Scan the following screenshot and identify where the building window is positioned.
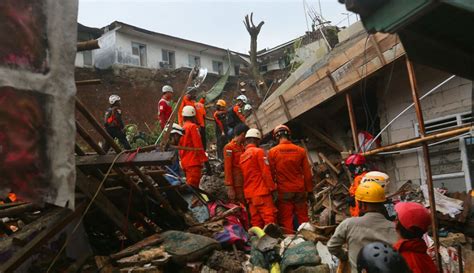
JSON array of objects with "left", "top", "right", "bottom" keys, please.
[
  {"left": 415, "top": 111, "right": 473, "bottom": 191},
  {"left": 260, "top": 65, "right": 268, "bottom": 73},
  {"left": 161, "top": 49, "right": 175, "bottom": 69},
  {"left": 212, "top": 60, "right": 224, "bottom": 75},
  {"left": 131, "top": 42, "right": 147, "bottom": 67},
  {"left": 234, "top": 64, "right": 240, "bottom": 75},
  {"left": 83, "top": 50, "right": 92, "bottom": 66},
  {"left": 188, "top": 55, "right": 201, "bottom": 67}
]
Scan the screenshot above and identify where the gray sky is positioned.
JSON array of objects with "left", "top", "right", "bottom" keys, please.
[{"left": 78, "top": 0, "right": 354, "bottom": 53}]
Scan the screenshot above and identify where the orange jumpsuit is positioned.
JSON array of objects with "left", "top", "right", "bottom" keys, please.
[
  {"left": 240, "top": 144, "right": 277, "bottom": 228},
  {"left": 223, "top": 139, "right": 245, "bottom": 203},
  {"left": 268, "top": 140, "right": 313, "bottom": 233},
  {"left": 178, "top": 95, "right": 196, "bottom": 125},
  {"left": 233, "top": 105, "right": 246, "bottom": 123},
  {"left": 349, "top": 171, "right": 368, "bottom": 217},
  {"left": 179, "top": 120, "right": 208, "bottom": 188}
]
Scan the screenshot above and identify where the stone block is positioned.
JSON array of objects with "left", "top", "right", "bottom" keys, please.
[
  {"left": 397, "top": 166, "right": 421, "bottom": 181},
  {"left": 389, "top": 127, "right": 416, "bottom": 143},
  {"left": 394, "top": 154, "right": 419, "bottom": 168}
]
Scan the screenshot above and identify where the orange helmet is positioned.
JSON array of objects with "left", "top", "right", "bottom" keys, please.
[
  {"left": 216, "top": 99, "right": 226, "bottom": 107},
  {"left": 273, "top": 124, "right": 290, "bottom": 137}
]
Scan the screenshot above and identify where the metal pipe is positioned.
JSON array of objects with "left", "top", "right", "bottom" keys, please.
[
  {"left": 405, "top": 58, "right": 442, "bottom": 271},
  {"left": 366, "top": 75, "right": 456, "bottom": 150},
  {"left": 345, "top": 93, "right": 359, "bottom": 151}
]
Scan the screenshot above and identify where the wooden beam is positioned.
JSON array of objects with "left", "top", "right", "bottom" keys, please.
[
  {"left": 75, "top": 79, "right": 101, "bottom": 86},
  {"left": 301, "top": 123, "right": 344, "bottom": 152},
  {"left": 76, "top": 170, "right": 143, "bottom": 242},
  {"left": 326, "top": 71, "right": 339, "bottom": 92},
  {"left": 0, "top": 203, "right": 86, "bottom": 273},
  {"left": 278, "top": 95, "right": 292, "bottom": 121},
  {"left": 252, "top": 112, "right": 262, "bottom": 131},
  {"left": 345, "top": 93, "right": 359, "bottom": 151},
  {"left": 77, "top": 39, "right": 99, "bottom": 52},
  {"left": 0, "top": 203, "right": 37, "bottom": 218},
  {"left": 369, "top": 35, "right": 387, "bottom": 66},
  {"left": 318, "top": 153, "right": 341, "bottom": 175},
  {"left": 76, "top": 151, "right": 175, "bottom": 168}
]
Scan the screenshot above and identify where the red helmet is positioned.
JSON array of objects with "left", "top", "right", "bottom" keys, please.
[
  {"left": 395, "top": 202, "right": 431, "bottom": 232},
  {"left": 345, "top": 154, "right": 366, "bottom": 166},
  {"left": 273, "top": 124, "right": 290, "bottom": 137}
]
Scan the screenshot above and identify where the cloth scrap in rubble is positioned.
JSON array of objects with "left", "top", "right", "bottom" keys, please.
[{"left": 421, "top": 185, "right": 463, "bottom": 218}]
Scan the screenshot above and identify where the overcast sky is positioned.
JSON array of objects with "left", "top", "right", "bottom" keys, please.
[{"left": 78, "top": 0, "right": 355, "bottom": 53}]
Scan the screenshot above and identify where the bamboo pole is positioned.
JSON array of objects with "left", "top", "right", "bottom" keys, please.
[
  {"left": 77, "top": 39, "right": 99, "bottom": 52},
  {"left": 361, "top": 125, "right": 472, "bottom": 156},
  {"left": 406, "top": 58, "right": 442, "bottom": 271},
  {"left": 345, "top": 93, "right": 359, "bottom": 151}
]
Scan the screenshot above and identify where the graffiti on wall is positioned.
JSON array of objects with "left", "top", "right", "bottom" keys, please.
[
  {"left": 0, "top": 0, "right": 49, "bottom": 73},
  {"left": 0, "top": 87, "right": 51, "bottom": 201}
]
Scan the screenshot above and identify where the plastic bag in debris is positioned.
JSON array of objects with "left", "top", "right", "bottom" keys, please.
[
  {"left": 421, "top": 185, "right": 463, "bottom": 218},
  {"left": 280, "top": 241, "right": 321, "bottom": 273}
]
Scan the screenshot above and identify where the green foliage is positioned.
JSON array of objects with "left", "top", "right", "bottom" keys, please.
[{"left": 124, "top": 122, "right": 163, "bottom": 149}]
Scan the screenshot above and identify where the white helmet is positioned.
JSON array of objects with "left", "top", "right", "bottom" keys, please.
[
  {"left": 162, "top": 85, "right": 173, "bottom": 93},
  {"left": 245, "top": 128, "right": 262, "bottom": 139},
  {"left": 243, "top": 104, "right": 252, "bottom": 111},
  {"left": 109, "top": 94, "right": 121, "bottom": 104},
  {"left": 361, "top": 171, "right": 390, "bottom": 188},
  {"left": 182, "top": 105, "right": 196, "bottom": 117},
  {"left": 236, "top": 95, "right": 248, "bottom": 104},
  {"left": 170, "top": 123, "right": 184, "bottom": 136}
]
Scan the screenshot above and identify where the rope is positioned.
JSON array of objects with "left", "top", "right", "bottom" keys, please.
[{"left": 47, "top": 150, "right": 128, "bottom": 272}]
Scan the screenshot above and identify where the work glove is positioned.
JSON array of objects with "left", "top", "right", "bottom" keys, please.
[
  {"left": 272, "top": 191, "right": 278, "bottom": 203},
  {"left": 227, "top": 186, "right": 236, "bottom": 201},
  {"left": 346, "top": 196, "right": 356, "bottom": 207}
]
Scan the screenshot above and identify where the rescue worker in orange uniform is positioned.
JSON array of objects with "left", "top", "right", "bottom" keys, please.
[
  {"left": 178, "top": 89, "right": 197, "bottom": 125},
  {"left": 224, "top": 123, "right": 249, "bottom": 203},
  {"left": 240, "top": 128, "right": 277, "bottom": 228},
  {"left": 194, "top": 97, "right": 207, "bottom": 148},
  {"left": 213, "top": 99, "right": 228, "bottom": 160},
  {"left": 178, "top": 106, "right": 208, "bottom": 188},
  {"left": 345, "top": 154, "right": 368, "bottom": 217},
  {"left": 268, "top": 125, "right": 313, "bottom": 234}
]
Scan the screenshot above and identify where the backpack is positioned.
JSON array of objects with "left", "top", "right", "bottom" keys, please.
[{"left": 226, "top": 106, "right": 239, "bottom": 128}]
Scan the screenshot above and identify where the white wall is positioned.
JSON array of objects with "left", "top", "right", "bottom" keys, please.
[
  {"left": 93, "top": 30, "right": 117, "bottom": 69},
  {"left": 377, "top": 63, "right": 472, "bottom": 192},
  {"left": 113, "top": 31, "right": 241, "bottom": 75}
]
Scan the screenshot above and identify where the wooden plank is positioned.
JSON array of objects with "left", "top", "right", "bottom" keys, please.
[
  {"left": 76, "top": 170, "right": 143, "bottom": 242},
  {"left": 345, "top": 93, "right": 359, "bottom": 150},
  {"left": 318, "top": 153, "right": 341, "bottom": 175},
  {"left": 110, "top": 234, "right": 163, "bottom": 260},
  {"left": 76, "top": 151, "right": 175, "bottom": 168},
  {"left": 369, "top": 35, "right": 387, "bottom": 66},
  {"left": 0, "top": 203, "right": 86, "bottom": 273},
  {"left": 301, "top": 123, "right": 344, "bottom": 153},
  {"left": 278, "top": 95, "right": 292, "bottom": 121},
  {"left": 0, "top": 203, "right": 37, "bottom": 218}
]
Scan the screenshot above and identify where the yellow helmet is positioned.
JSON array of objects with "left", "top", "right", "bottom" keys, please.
[
  {"left": 355, "top": 181, "right": 386, "bottom": 203},
  {"left": 216, "top": 99, "right": 227, "bottom": 107}
]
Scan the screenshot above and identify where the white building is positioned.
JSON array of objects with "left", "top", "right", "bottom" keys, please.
[{"left": 76, "top": 21, "right": 248, "bottom": 76}]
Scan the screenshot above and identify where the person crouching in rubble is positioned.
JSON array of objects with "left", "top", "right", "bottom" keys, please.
[
  {"left": 224, "top": 123, "right": 249, "bottom": 203},
  {"left": 239, "top": 128, "right": 277, "bottom": 228},
  {"left": 164, "top": 123, "right": 185, "bottom": 184},
  {"left": 102, "top": 94, "right": 132, "bottom": 152},
  {"left": 268, "top": 125, "right": 313, "bottom": 234},
  {"left": 327, "top": 182, "right": 397, "bottom": 273},
  {"left": 179, "top": 106, "right": 208, "bottom": 189},
  {"left": 345, "top": 154, "right": 368, "bottom": 217},
  {"left": 393, "top": 202, "right": 438, "bottom": 273}
]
